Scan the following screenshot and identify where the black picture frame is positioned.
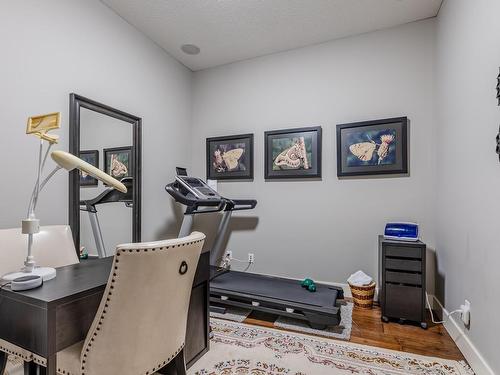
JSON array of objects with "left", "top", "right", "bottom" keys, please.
[
  {"left": 103, "top": 146, "right": 133, "bottom": 181},
  {"left": 336, "top": 117, "right": 408, "bottom": 177},
  {"left": 265, "top": 126, "right": 322, "bottom": 179},
  {"left": 79, "top": 150, "right": 99, "bottom": 186},
  {"left": 69, "top": 93, "right": 142, "bottom": 255},
  {"left": 496, "top": 67, "right": 500, "bottom": 106},
  {"left": 206, "top": 133, "right": 254, "bottom": 180}
]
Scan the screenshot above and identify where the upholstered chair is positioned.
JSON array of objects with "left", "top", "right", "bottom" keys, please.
[
  {"left": 51, "top": 231, "right": 205, "bottom": 375},
  {"left": 0, "top": 226, "right": 79, "bottom": 375}
]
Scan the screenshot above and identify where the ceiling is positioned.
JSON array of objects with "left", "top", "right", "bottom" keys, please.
[{"left": 102, "top": 0, "right": 442, "bottom": 71}]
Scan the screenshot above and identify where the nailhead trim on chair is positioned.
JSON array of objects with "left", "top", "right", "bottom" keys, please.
[
  {"left": 0, "top": 342, "right": 32, "bottom": 361},
  {"left": 57, "top": 368, "right": 75, "bottom": 375},
  {"left": 76, "top": 239, "right": 203, "bottom": 375},
  {"left": 146, "top": 343, "right": 185, "bottom": 375},
  {"left": 32, "top": 354, "right": 47, "bottom": 366}
]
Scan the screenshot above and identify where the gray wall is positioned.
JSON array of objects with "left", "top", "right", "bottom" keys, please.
[
  {"left": 435, "top": 0, "right": 500, "bottom": 373},
  {"left": 191, "top": 20, "right": 437, "bottom": 284},
  {"left": 0, "top": 0, "right": 192, "bottom": 243}
]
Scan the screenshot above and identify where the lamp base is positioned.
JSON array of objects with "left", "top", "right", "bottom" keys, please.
[{"left": 2, "top": 267, "right": 56, "bottom": 282}]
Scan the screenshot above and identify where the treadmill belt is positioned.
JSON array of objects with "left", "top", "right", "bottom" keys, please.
[{"left": 211, "top": 271, "right": 339, "bottom": 308}]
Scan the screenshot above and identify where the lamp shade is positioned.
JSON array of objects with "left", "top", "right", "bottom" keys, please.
[{"left": 51, "top": 150, "right": 127, "bottom": 193}]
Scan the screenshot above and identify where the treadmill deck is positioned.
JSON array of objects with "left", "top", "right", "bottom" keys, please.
[{"left": 211, "top": 271, "right": 342, "bottom": 308}]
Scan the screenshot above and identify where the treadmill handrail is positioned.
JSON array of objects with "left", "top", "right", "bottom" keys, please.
[
  {"left": 80, "top": 177, "right": 133, "bottom": 208},
  {"left": 224, "top": 199, "right": 257, "bottom": 211},
  {"left": 165, "top": 183, "right": 225, "bottom": 214}
]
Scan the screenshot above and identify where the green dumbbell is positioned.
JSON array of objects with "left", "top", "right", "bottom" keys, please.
[
  {"left": 307, "top": 283, "right": 316, "bottom": 293},
  {"left": 301, "top": 278, "right": 314, "bottom": 288}
]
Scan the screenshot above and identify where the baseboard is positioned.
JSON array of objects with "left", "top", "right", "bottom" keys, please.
[{"left": 433, "top": 296, "right": 494, "bottom": 375}]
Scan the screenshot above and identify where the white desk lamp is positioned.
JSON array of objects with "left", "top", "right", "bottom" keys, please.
[{"left": 2, "top": 112, "right": 126, "bottom": 283}]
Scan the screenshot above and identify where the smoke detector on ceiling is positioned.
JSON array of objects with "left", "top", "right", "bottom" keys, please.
[{"left": 181, "top": 44, "right": 200, "bottom": 55}]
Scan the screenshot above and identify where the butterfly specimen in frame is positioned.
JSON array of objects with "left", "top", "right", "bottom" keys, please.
[
  {"left": 349, "top": 141, "right": 376, "bottom": 161},
  {"left": 110, "top": 154, "right": 128, "bottom": 178},
  {"left": 222, "top": 148, "right": 244, "bottom": 170},
  {"left": 349, "top": 133, "right": 395, "bottom": 165},
  {"left": 274, "top": 137, "right": 310, "bottom": 170},
  {"left": 213, "top": 148, "right": 245, "bottom": 172}
]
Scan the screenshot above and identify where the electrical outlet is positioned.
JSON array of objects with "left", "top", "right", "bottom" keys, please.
[
  {"left": 248, "top": 253, "right": 255, "bottom": 263},
  {"left": 461, "top": 300, "right": 471, "bottom": 326}
]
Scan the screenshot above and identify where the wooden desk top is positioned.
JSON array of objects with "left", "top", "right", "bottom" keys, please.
[{"left": 1, "top": 257, "right": 112, "bottom": 307}]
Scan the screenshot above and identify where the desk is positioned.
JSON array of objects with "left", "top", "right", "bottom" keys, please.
[{"left": 0, "top": 252, "right": 210, "bottom": 374}]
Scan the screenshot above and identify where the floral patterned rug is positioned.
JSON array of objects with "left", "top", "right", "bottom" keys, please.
[{"left": 189, "top": 318, "right": 474, "bottom": 375}]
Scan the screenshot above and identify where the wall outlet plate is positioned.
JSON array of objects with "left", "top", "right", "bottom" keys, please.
[
  {"left": 461, "top": 300, "right": 471, "bottom": 326},
  {"left": 248, "top": 253, "right": 255, "bottom": 263}
]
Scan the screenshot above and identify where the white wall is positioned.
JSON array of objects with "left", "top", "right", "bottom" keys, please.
[
  {"left": 191, "top": 20, "right": 437, "bottom": 284},
  {"left": 435, "top": 1, "right": 500, "bottom": 373},
  {"left": 0, "top": 0, "right": 192, "bottom": 242}
]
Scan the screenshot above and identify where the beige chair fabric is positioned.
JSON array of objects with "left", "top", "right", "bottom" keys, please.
[
  {"left": 0, "top": 225, "right": 79, "bottom": 278},
  {"left": 55, "top": 231, "right": 205, "bottom": 375},
  {"left": 0, "top": 225, "right": 79, "bottom": 375}
]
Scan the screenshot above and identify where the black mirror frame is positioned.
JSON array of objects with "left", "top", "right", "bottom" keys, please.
[{"left": 69, "top": 93, "right": 142, "bottom": 255}]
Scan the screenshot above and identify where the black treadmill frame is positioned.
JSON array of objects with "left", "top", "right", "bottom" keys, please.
[{"left": 210, "top": 271, "right": 344, "bottom": 329}]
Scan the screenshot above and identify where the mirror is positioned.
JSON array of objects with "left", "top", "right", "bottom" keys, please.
[{"left": 69, "top": 94, "right": 141, "bottom": 258}]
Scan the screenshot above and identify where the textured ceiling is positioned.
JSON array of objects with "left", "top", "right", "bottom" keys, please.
[{"left": 102, "top": 0, "right": 442, "bottom": 71}]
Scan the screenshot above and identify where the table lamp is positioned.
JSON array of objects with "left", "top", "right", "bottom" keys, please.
[{"left": 2, "top": 112, "right": 126, "bottom": 283}]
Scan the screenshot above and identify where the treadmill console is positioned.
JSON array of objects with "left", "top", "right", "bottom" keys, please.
[{"left": 175, "top": 176, "right": 221, "bottom": 201}]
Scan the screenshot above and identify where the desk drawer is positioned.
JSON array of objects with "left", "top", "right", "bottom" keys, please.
[
  {"left": 385, "top": 284, "right": 423, "bottom": 321},
  {"left": 385, "top": 245, "right": 422, "bottom": 259},
  {"left": 386, "top": 271, "right": 422, "bottom": 286},
  {"left": 385, "top": 258, "right": 421, "bottom": 272}
]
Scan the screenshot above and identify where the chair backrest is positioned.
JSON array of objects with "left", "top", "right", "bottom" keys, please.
[
  {"left": 0, "top": 225, "right": 79, "bottom": 276},
  {"left": 81, "top": 231, "right": 205, "bottom": 375}
]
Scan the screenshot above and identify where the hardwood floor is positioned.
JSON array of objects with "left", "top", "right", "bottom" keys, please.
[{"left": 242, "top": 303, "right": 465, "bottom": 362}]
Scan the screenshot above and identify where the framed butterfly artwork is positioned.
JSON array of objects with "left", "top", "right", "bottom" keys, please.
[
  {"left": 265, "top": 126, "right": 322, "bottom": 179},
  {"left": 104, "top": 146, "right": 133, "bottom": 182},
  {"left": 496, "top": 67, "right": 500, "bottom": 106},
  {"left": 206, "top": 133, "right": 254, "bottom": 180},
  {"left": 336, "top": 117, "right": 408, "bottom": 177}
]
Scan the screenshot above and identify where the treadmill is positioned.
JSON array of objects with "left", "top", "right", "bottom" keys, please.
[
  {"left": 165, "top": 169, "right": 344, "bottom": 329},
  {"left": 80, "top": 177, "right": 133, "bottom": 258}
]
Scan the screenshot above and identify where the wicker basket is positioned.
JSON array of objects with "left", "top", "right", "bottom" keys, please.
[{"left": 349, "top": 281, "right": 376, "bottom": 309}]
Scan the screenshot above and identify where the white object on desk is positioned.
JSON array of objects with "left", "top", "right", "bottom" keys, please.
[
  {"left": 3, "top": 113, "right": 126, "bottom": 284},
  {"left": 11, "top": 275, "right": 43, "bottom": 291},
  {"left": 1, "top": 226, "right": 78, "bottom": 282}
]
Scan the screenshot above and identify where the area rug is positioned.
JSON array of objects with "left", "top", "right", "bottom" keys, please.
[
  {"left": 188, "top": 318, "right": 474, "bottom": 375},
  {"left": 274, "top": 302, "right": 353, "bottom": 340},
  {"left": 210, "top": 306, "right": 252, "bottom": 322},
  {"left": 210, "top": 303, "right": 353, "bottom": 341}
]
